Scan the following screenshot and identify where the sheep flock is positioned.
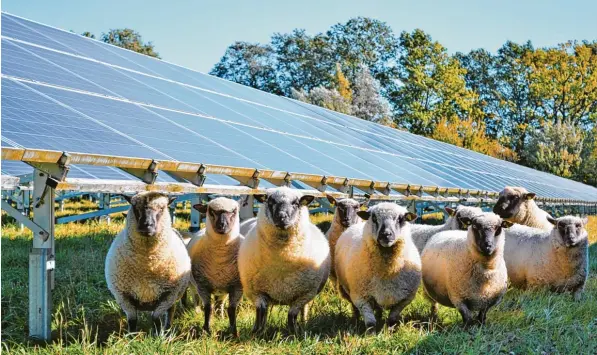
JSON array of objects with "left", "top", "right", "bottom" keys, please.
[{"left": 105, "top": 186, "right": 591, "bottom": 335}]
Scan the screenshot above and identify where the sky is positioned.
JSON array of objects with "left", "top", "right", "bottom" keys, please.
[{"left": 3, "top": 0, "right": 596, "bottom": 74}]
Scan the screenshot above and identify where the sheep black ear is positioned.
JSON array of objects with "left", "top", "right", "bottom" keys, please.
[
  {"left": 168, "top": 196, "right": 177, "bottom": 205},
  {"left": 193, "top": 204, "right": 208, "bottom": 214},
  {"left": 546, "top": 215, "right": 557, "bottom": 226},
  {"left": 501, "top": 220, "right": 514, "bottom": 228},
  {"left": 524, "top": 192, "right": 536, "bottom": 200},
  {"left": 357, "top": 210, "right": 371, "bottom": 220},
  {"left": 405, "top": 213, "right": 418, "bottom": 222},
  {"left": 253, "top": 194, "right": 267, "bottom": 203},
  {"left": 444, "top": 207, "right": 455, "bottom": 216},
  {"left": 326, "top": 194, "right": 337, "bottom": 206},
  {"left": 459, "top": 216, "right": 472, "bottom": 226},
  {"left": 300, "top": 195, "right": 315, "bottom": 206},
  {"left": 120, "top": 194, "right": 133, "bottom": 204}
]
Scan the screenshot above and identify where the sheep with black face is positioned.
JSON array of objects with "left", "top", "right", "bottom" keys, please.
[
  {"left": 334, "top": 203, "right": 421, "bottom": 331},
  {"left": 421, "top": 212, "right": 510, "bottom": 327},
  {"left": 238, "top": 187, "right": 330, "bottom": 333},
  {"left": 186, "top": 197, "right": 244, "bottom": 336},
  {"left": 105, "top": 192, "right": 191, "bottom": 333},
  {"left": 325, "top": 194, "right": 365, "bottom": 283},
  {"left": 504, "top": 215, "right": 589, "bottom": 300},
  {"left": 493, "top": 186, "right": 552, "bottom": 231},
  {"left": 410, "top": 205, "right": 483, "bottom": 253}
]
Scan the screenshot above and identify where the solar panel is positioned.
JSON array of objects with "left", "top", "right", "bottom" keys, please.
[{"left": 2, "top": 12, "right": 596, "bottom": 200}]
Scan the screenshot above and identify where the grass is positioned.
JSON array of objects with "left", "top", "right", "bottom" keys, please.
[{"left": 1, "top": 201, "right": 596, "bottom": 354}]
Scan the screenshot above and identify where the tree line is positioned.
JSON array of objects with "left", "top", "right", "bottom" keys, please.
[{"left": 85, "top": 21, "right": 597, "bottom": 187}]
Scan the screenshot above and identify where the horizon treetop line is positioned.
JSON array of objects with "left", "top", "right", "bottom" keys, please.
[{"left": 1, "top": 12, "right": 596, "bottom": 202}]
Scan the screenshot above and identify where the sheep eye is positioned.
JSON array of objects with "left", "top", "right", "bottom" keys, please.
[
  {"left": 576, "top": 223, "right": 581, "bottom": 228},
  {"left": 372, "top": 215, "right": 377, "bottom": 223}
]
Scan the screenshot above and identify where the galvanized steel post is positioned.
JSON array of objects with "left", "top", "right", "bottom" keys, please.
[{"left": 29, "top": 169, "right": 55, "bottom": 341}]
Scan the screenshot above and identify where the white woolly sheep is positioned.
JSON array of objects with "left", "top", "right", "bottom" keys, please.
[
  {"left": 238, "top": 187, "right": 330, "bottom": 333},
  {"left": 186, "top": 197, "right": 244, "bottom": 336},
  {"left": 324, "top": 194, "right": 365, "bottom": 283},
  {"left": 493, "top": 186, "right": 552, "bottom": 231},
  {"left": 105, "top": 192, "right": 191, "bottom": 333},
  {"left": 410, "top": 205, "right": 483, "bottom": 253},
  {"left": 504, "top": 215, "right": 589, "bottom": 300},
  {"left": 335, "top": 202, "right": 420, "bottom": 331},
  {"left": 421, "top": 212, "right": 511, "bottom": 327}
]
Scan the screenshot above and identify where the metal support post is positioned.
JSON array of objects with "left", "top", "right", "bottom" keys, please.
[
  {"left": 189, "top": 194, "right": 204, "bottom": 232},
  {"left": 99, "top": 193, "right": 112, "bottom": 224},
  {"left": 239, "top": 195, "right": 255, "bottom": 222},
  {"left": 29, "top": 169, "right": 55, "bottom": 341},
  {"left": 169, "top": 198, "right": 177, "bottom": 224}
]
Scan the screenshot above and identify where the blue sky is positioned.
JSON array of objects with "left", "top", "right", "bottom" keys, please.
[{"left": 3, "top": 0, "right": 596, "bottom": 73}]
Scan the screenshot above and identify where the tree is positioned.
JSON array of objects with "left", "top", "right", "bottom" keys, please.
[
  {"left": 271, "top": 29, "right": 335, "bottom": 95},
  {"left": 335, "top": 63, "right": 352, "bottom": 101},
  {"left": 290, "top": 86, "right": 352, "bottom": 114},
  {"left": 210, "top": 42, "right": 282, "bottom": 95},
  {"left": 524, "top": 120, "right": 584, "bottom": 178},
  {"left": 577, "top": 127, "right": 597, "bottom": 186},
  {"left": 101, "top": 28, "right": 160, "bottom": 58},
  {"left": 326, "top": 17, "right": 400, "bottom": 92},
  {"left": 391, "top": 29, "right": 479, "bottom": 136},
  {"left": 432, "top": 117, "right": 517, "bottom": 161},
  {"left": 81, "top": 31, "right": 96, "bottom": 39},
  {"left": 351, "top": 65, "right": 391, "bottom": 122},
  {"left": 523, "top": 41, "right": 597, "bottom": 127}
]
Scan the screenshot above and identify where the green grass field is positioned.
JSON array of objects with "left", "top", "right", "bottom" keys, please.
[{"left": 1, "top": 202, "right": 596, "bottom": 354}]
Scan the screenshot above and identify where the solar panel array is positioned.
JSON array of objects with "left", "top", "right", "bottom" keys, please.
[{"left": 1, "top": 12, "right": 596, "bottom": 201}]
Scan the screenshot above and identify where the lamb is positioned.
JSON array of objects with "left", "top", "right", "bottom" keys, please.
[
  {"left": 105, "top": 192, "right": 191, "bottom": 333},
  {"left": 324, "top": 194, "right": 365, "bottom": 282},
  {"left": 410, "top": 205, "right": 483, "bottom": 253},
  {"left": 421, "top": 212, "right": 511, "bottom": 327},
  {"left": 186, "top": 197, "right": 244, "bottom": 336},
  {"left": 238, "top": 187, "right": 330, "bottom": 333},
  {"left": 493, "top": 186, "right": 553, "bottom": 231},
  {"left": 503, "top": 215, "right": 589, "bottom": 300},
  {"left": 334, "top": 203, "right": 421, "bottom": 331}
]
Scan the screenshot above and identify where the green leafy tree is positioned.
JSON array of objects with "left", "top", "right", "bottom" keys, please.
[
  {"left": 326, "top": 17, "right": 399, "bottom": 91},
  {"left": 391, "top": 29, "right": 478, "bottom": 135},
  {"left": 210, "top": 42, "right": 282, "bottom": 95},
  {"left": 81, "top": 31, "right": 96, "bottom": 39},
  {"left": 101, "top": 28, "right": 160, "bottom": 58},
  {"left": 524, "top": 120, "right": 584, "bottom": 178}
]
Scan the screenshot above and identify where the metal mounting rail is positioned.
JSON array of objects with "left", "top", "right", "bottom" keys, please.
[{"left": 2, "top": 146, "right": 596, "bottom": 204}]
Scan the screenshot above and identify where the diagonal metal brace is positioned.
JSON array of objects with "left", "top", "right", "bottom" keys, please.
[
  {"left": 1, "top": 200, "right": 50, "bottom": 241},
  {"left": 120, "top": 159, "right": 159, "bottom": 184}
]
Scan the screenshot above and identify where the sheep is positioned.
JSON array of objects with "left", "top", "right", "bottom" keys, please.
[
  {"left": 324, "top": 194, "right": 365, "bottom": 282},
  {"left": 238, "top": 187, "right": 330, "bottom": 333},
  {"left": 503, "top": 215, "right": 589, "bottom": 300},
  {"left": 334, "top": 202, "right": 421, "bottom": 331},
  {"left": 410, "top": 205, "right": 483, "bottom": 253},
  {"left": 421, "top": 212, "right": 511, "bottom": 327},
  {"left": 186, "top": 197, "right": 244, "bottom": 336},
  {"left": 493, "top": 186, "right": 552, "bottom": 231},
  {"left": 105, "top": 192, "right": 191, "bottom": 333}
]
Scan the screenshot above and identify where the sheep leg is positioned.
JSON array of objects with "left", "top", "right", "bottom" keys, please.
[
  {"left": 197, "top": 291, "right": 212, "bottom": 334},
  {"left": 455, "top": 302, "right": 474, "bottom": 328},
  {"left": 350, "top": 303, "right": 361, "bottom": 324},
  {"left": 354, "top": 299, "right": 376, "bottom": 332},
  {"left": 477, "top": 308, "right": 488, "bottom": 325},
  {"left": 165, "top": 303, "right": 176, "bottom": 330},
  {"left": 373, "top": 303, "right": 383, "bottom": 323},
  {"left": 118, "top": 297, "right": 139, "bottom": 332},
  {"left": 429, "top": 302, "right": 439, "bottom": 322},
  {"left": 252, "top": 295, "right": 269, "bottom": 334},
  {"left": 227, "top": 287, "right": 243, "bottom": 337},
  {"left": 387, "top": 298, "right": 410, "bottom": 328}
]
